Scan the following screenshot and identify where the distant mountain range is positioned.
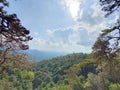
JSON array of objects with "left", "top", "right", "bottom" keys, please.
[{"left": 24, "top": 49, "right": 67, "bottom": 61}]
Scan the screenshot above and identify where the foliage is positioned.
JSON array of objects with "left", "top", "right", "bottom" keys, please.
[
  {"left": 91, "top": 0, "right": 120, "bottom": 89},
  {"left": 0, "top": 51, "right": 35, "bottom": 90},
  {"left": 31, "top": 53, "right": 90, "bottom": 90},
  {"left": 109, "top": 83, "right": 120, "bottom": 90},
  {"left": 91, "top": 0, "right": 119, "bottom": 83},
  {"left": 97, "top": 0, "right": 120, "bottom": 69},
  {"left": 92, "top": 26, "right": 120, "bottom": 62},
  {"left": 0, "top": 0, "right": 32, "bottom": 67},
  {"left": 32, "top": 53, "right": 98, "bottom": 90},
  {"left": 84, "top": 72, "right": 110, "bottom": 90},
  {"left": 100, "top": 0, "right": 120, "bottom": 16},
  {"left": 0, "top": 51, "right": 119, "bottom": 90}
]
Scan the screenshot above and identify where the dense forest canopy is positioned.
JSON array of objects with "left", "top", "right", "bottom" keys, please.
[{"left": 0, "top": 52, "right": 119, "bottom": 90}]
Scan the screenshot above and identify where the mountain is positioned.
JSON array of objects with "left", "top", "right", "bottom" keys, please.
[{"left": 25, "top": 49, "right": 67, "bottom": 61}]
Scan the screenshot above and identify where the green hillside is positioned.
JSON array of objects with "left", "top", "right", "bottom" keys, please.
[
  {"left": 0, "top": 52, "right": 120, "bottom": 90},
  {"left": 33, "top": 53, "right": 94, "bottom": 90},
  {"left": 0, "top": 53, "right": 95, "bottom": 90}
]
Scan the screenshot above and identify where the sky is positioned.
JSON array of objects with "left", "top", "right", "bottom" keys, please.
[{"left": 5, "top": 0, "right": 118, "bottom": 53}]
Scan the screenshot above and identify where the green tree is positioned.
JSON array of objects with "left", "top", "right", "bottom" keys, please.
[
  {"left": 0, "top": 0, "right": 32, "bottom": 69},
  {"left": 96, "top": 0, "right": 120, "bottom": 62},
  {"left": 85, "top": 72, "right": 109, "bottom": 90},
  {"left": 109, "top": 83, "right": 120, "bottom": 90},
  {"left": 91, "top": 0, "right": 120, "bottom": 86}
]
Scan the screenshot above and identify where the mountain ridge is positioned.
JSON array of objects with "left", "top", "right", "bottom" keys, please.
[{"left": 25, "top": 49, "right": 67, "bottom": 61}]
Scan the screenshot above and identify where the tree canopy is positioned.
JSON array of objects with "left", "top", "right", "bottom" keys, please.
[
  {"left": 0, "top": 0, "right": 32, "bottom": 66},
  {"left": 92, "top": 0, "right": 120, "bottom": 85},
  {"left": 93, "top": 0, "right": 120, "bottom": 65},
  {"left": 100, "top": 0, "right": 120, "bottom": 17}
]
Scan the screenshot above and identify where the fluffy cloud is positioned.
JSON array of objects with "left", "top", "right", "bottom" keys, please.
[
  {"left": 46, "top": 24, "right": 96, "bottom": 47},
  {"left": 77, "top": 0, "right": 109, "bottom": 33},
  {"left": 61, "top": 0, "right": 114, "bottom": 32},
  {"left": 28, "top": 37, "right": 91, "bottom": 53},
  {"left": 29, "top": 0, "right": 117, "bottom": 53},
  {"left": 61, "top": 0, "right": 82, "bottom": 21}
]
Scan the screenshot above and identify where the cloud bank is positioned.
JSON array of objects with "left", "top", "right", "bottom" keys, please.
[{"left": 29, "top": 0, "right": 116, "bottom": 53}]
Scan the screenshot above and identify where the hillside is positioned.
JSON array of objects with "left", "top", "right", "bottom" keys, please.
[
  {"left": 0, "top": 52, "right": 119, "bottom": 90},
  {"left": 0, "top": 52, "right": 94, "bottom": 90},
  {"left": 35, "top": 52, "right": 89, "bottom": 74},
  {"left": 33, "top": 53, "right": 96, "bottom": 90}
]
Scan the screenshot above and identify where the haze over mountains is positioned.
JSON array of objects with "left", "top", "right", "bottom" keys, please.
[{"left": 26, "top": 49, "right": 67, "bottom": 61}]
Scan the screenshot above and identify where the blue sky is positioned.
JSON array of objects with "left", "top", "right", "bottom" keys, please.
[{"left": 6, "top": 0, "right": 118, "bottom": 53}]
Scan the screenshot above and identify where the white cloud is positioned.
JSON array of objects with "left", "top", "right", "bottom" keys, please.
[
  {"left": 78, "top": 0, "right": 107, "bottom": 31},
  {"left": 77, "top": 0, "right": 117, "bottom": 35},
  {"left": 29, "top": 25, "right": 94, "bottom": 53},
  {"left": 34, "top": 32, "right": 39, "bottom": 35},
  {"left": 46, "top": 29, "right": 54, "bottom": 37},
  {"left": 60, "top": 0, "right": 111, "bottom": 33},
  {"left": 29, "top": 0, "right": 117, "bottom": 53},
  {"left": 46, "top": 24, "right": 96, "bottom": 47},
  {"left": 61, "top": 0, "right": 82, "bottom": 21},
  {"left": 28, "top": 37, "right": 91, "bottom": 53}
]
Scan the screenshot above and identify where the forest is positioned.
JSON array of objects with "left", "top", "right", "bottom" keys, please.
[
  {"left": 0, "top": 52, "right": 120, "bottom": 90},
  {"left": 0, "top": 0, "right": 120, "bottom": 90}
]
